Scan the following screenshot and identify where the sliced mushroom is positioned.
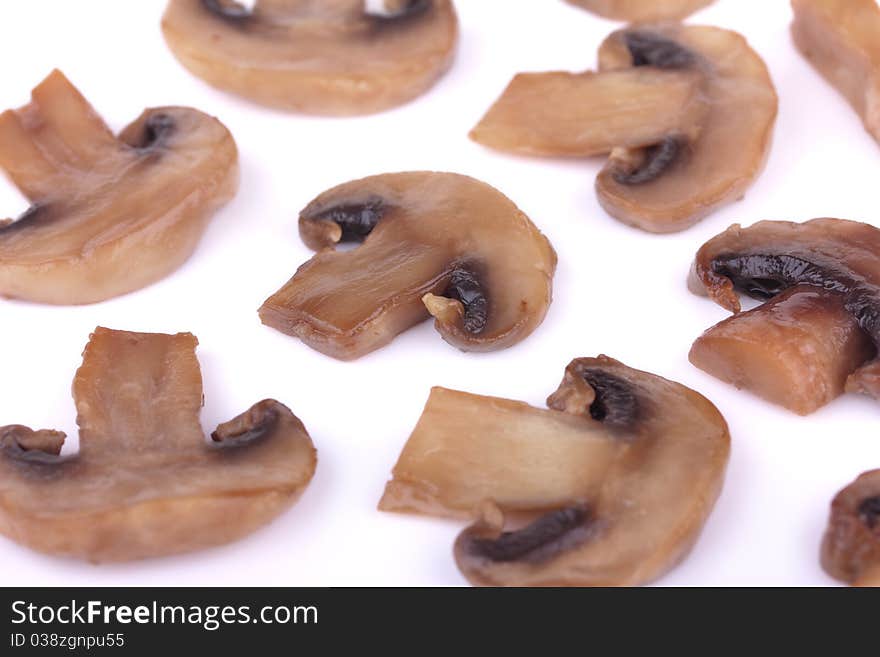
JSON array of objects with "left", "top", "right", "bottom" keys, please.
[
  {"left": 380, "top": 356, "right": 730, "bottom": 586},
  {"left": 0, "top": 70, "right": 238, "bottom": 305},
  {"left": 821, "top": 470, "right": 880, "bottom": 587},
  {"left": 595, "top": 25, "right": 778, "bottom": 232},
  {"left": 0, "top": 327, "right": 317, "bottom": 562},
  {"left": 161, "top": 0, "right": 458, "bottom": 115},
  {"left": 689, "top": 218, "right": 880, "bottom": 413},
  {"left": 259, "top": 172, "right": 557, "bottom": 360},
  {"left": 792, "top": 0, "right": 880, "bottom": 146},
  {"left": 565, "top": 0, "right": 714, "bottom": 21},
  {"left": 470, "top": 68, "right": 709, "bottom": 158},
  {"left": 470, "top": 25, "right": 777, "bottom": 233}
]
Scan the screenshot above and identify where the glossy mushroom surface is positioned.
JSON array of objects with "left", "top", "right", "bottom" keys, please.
[
  {"left": 380, "top": 356, "right": 730, "bottom": 586},
  {"left": 0, "top": 70, "right": 238, "bottom": 305},
  {"left": 689, "top": 219, "right": 880, "bottom": 413},
  {"left": 792, "top": 0, "right": 880, "bottom": 145},
  {"left": 595, "top": 25, "right": 777, "bottom": 232},
  {"left": 0, "top": 328, "right": 317, "bottom": 562},
  {"left": 821, "top": 470, "right": 880, "bottom": 587},
  {"left": 162, "top": 0, "right": 458, "bottom": 115},
  {"left": 471, "top": 24, "right": 776, "bottom": 233},
  {"left": 259, "top": 172, "right": 557, "bottom": 360},
  {"left": 565, "top": 0, "right": 714, "bottom": 21}
]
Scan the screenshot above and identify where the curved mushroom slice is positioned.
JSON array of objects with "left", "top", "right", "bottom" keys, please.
[
  {"left": 594, "top": 25, "right": 777, "bottom": 232},
  {"left": 0, "top": 71, "right": 238, "bottom": 305},
  {"left": 161, "top": 0, "right": 458, "bottom": 115},
  {"left": 259, "top": 172, "right": 557, "bottom": 360},
  {"left": 565, "top": 0, "right": 714, "bottom": 21},
  {"left": 792, "top": 0, "right": 880, "bottom": 145},
  {"left": 470, "top": 68, "right": 709, "bottom": 158},
  {"left": 380, "top": 356, "right": 730, "bottom": 586},
  {"left": 0, "top": 328, "right": 317, "bottom": 562},
  {"left": 821, "top": 470, "right": 880, "bottom": 587},
  {"left": 689, "top": 218, "right": 880, "bottom": 412}
]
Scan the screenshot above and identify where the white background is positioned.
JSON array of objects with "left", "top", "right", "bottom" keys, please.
[{"left": 0, "top": 0, "right": 877, "bottom": 587}]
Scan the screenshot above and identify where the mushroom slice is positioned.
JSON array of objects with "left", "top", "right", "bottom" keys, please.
[
  {"left": 565, "top": 0, "right": 714, "bottom": 21},
  {"left": 0, "top": 327, "right": 317, "bottom": 562},
  {"left": 593, "top": 25, "right": 777, "bottom": 232},
  {"left": 380, "top": 356, "right": 730, "bottom": 586},
  {"left": 689, "top": 218, "right": 880, "bottom": 412},
  {"left": 470, "top": 68, "right": 709, "bottom": 158},
  {"left": 821, "top": 470, "right": 880, "bottom": 587},
  {"left": 0, "top": 70, "right": 238, "bottom": 305},
  {"left": 792, "top": 0, "right": 880, "bottom": 145},
  {"left": 161, "top": 0, "right": 458, "bottom": 115},
  {"left": 259, "top": 172, "right": 557, "bottom": 360}
]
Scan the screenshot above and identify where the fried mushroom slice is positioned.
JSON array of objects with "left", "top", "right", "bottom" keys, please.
[
  {"left": 595, "top": 25, "right": 778, "bottom": 232},
  {"left": 380, "top": 356, "right": 730, "bottom": 586},
  {"left": 821, "top": 470, "right": 880, "bottom": 587},
  {"left": 161, "top": 0, "right": 458, "bottom": 115},
  {"left": 259, "top": 172, "right": 557, "bottom": 360},
  {"left": 792, "top": 0, "right": 880, "bottom": 146},
  {"left": 0, "top": 328, "right": 317, "bottom": 562},
  {"left": 565, "top": 0, "right": 714, "bottom": 21},
  {"left": 470, "top": 67, "right": 709, "bottom": 158},
  {"left": 690, "top": 218, "right": 880, "bottom": 411},
  {"left": 0, "top": 71, "right": 238, "bottom": 305}
]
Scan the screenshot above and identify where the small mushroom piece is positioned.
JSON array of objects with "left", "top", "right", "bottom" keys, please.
[
  {"left": 792, "top": 0, "right": 880, "bottom": 145},
  {"left": 0, "top": 71, "right": 238, "bottom": 305},
  {"left": 259, "top": 172, "right": 556, "bottom": 360},
  {"left": 0, "top": 328, "right": 317, "bottom": 562},
  {"left": 689, "top": 218, "right": 880, "bottom": 412},
  {"left": 821, "top": 470, "right": 880, "bottom": 587},
  {"left": 595, "top": 25, "right": 778, "bottom": 232},
  {"left": 470, "top": 68, "right": 709, "bottom": 158},
  {"left": 564, "top": 0, "right": 714, "bottom": 21},
  {"left": 380, "top": 356, "right": 730, "bottom": 586},
  {"left": 161, "top": 0, "right": 458, "bottom": 115}
]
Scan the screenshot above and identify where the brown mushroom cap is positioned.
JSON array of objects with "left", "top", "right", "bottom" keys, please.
[
  {"left": 259, "top": 172, "right": 557, "bottom": 360},
  {"left": 565, "top": 0, "right": 714, "bottom": 21},
  {"left": 0, "top": 328, "right": 317, "bottom": 562},
  {"left": 161, "top": 0, "right": 458, "bottom": 115},
  {"left": 792, "top": 0, "right": 880, "bottom": 146},
  {"left": 0, "top": 71, "right": 238, "bottom": 305},
  {"left": 380, "top": 356, "right": 730, "bottom": 587},
  {"left": 821, "top": 470, "right": 880, "bottom": 586},
  {"left": 595, "top": 25, "right": 778, "bottom": 232},
  {"left": 689, "top": 219, "right": 880, "bottom": 411}
]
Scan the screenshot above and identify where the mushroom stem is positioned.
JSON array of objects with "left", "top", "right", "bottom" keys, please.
[{"left": 690, "top": 285, "right": 876, "bottom": 415}]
